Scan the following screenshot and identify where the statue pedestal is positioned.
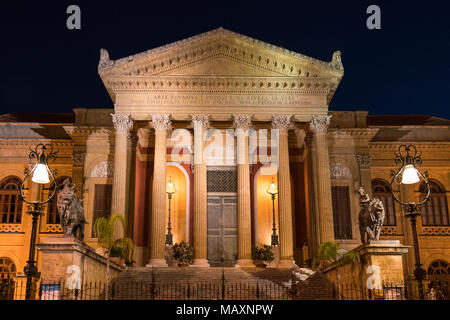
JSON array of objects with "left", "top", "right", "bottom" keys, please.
[
  {"left": 37, "top": 237, "right": 124, "bottom": 286},
  {"left": 323, "top": 240, "right": 409, "bottom": 296},
  {"left": 355, "top": 240, "right": 409, "bottom": 286}
]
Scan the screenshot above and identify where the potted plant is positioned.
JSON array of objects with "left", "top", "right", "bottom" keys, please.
[
  {"left": 252, "top": 244, "right": 275, "bottom": 267},
  {"left": 93, "top": 214, "right": 135, "bottom": 299},
  {"left": 172, "top": 241, "right": 194, "bottom": 267}
]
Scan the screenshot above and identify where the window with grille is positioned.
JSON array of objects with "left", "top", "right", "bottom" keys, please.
[
  {"left": 0, "top": 257, "right": 16, "bottom": 280},
  {"left": 372, "top": 179, "right": 396, "bottom": 226},
  {"left": 427, "top": 260, "right": 450, "bottom": 280},
  {"left": 0, "top": 177, "right": 23, "bottom": 224},
  {"left": 331, "top": 186, "right": 352, "bottom": 239},
  {"left": 47, "top": 177, "right": 72, "bottom": 224},
  {"left": 207, "top": 169, "right": 237, "bottom": 193},
  {"left": 420, "top": 180, "right": 449, "bottom": 226},
  {"left": 92, "top": 184, "right": 112, "bottom": 237}
]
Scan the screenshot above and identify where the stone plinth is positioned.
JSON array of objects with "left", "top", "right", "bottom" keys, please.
[
  {"left": 266, "top": 246, "right": 280, "bottom": 268},
  {"left": 37, "top": 237, "right": 124, "bottom": 285},
  {"left": 324, "top": 240, "right": 409, "bottom": 291}
]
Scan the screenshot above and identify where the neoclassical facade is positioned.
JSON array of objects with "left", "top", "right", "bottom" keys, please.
[{"left": 0, "top": 29, "right": 449, "bottom": 281}]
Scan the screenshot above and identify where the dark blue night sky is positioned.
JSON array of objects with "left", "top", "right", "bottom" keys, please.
[{"left": 1, "top": 1, "right": 449, "bottom": 118}]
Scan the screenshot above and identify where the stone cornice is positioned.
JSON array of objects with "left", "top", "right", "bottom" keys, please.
[
  {"left": 105, "top": 75, "right": 339, "bottom": 96},
  {"left": 99, "top": 28, "right": 343, "bottom": 77},
  {"left": 0, "top": 139, "right": 73, "bottom": 147},
  {"left": 63, "top": 126, "right": 113, "bottom": 139},
  {"left": 369, "top": 142, "right": 450, "bottom": 149}
]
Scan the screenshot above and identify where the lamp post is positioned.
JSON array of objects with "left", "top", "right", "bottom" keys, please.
[
  {"left": 389, "top": 144, "right": 430, "bottom": 300},
  {"left": 166, "top": 176, "right": 177, "bottom": 246},
  {"left": 19, "top": 144, "right": 58, "bottom": 300},
  {"left": 267, "top": 178, "right": 279, "bottom": 246}
]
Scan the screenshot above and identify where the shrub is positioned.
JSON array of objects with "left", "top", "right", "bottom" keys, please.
[
  {"left": 252, "top": 244, "right": 275, "bottom": 263},
  {"left": 172, "top": 241, "right": 194, "bottom": 265}
]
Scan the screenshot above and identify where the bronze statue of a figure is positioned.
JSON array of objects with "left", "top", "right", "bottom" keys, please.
[
  {"left": 57, "top": 179, "right": 88, "bottom": 241},
  {"left": 358, "top": 187, "right": 385, "bottom": 243}
]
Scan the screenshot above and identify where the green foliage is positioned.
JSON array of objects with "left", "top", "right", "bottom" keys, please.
[
  {"left": 341, "top": 250, "right": 361, "bottom": 265},
  {"left": 172, "top": 241, "right": 194, "bottom": 265},
  {"left": 113, "top": 237, "right": 136, "bottom": 265},
  {"left": 318, "top": 241, "right": 340, "bottom": 261},
  {"left": 93, "top": 214, "right": 135, "bottom": 264},
  {"left": 312, "top": 241, "right": 341, "bottom": 269},
  {"left": 252, "top": 245, "right": 275, "bottom": 263}
]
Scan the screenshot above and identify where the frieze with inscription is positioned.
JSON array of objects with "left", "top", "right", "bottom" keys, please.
[{"left": 117, "top": 93, "right": 315, "bottom": 106}]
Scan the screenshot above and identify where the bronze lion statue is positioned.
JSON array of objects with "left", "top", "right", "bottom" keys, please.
[
  {"left": 57, "top": 179, "right": 88, "bottom": 241},
  {"left": 358, "top": 187, "right": 385, "bottom": 243}
]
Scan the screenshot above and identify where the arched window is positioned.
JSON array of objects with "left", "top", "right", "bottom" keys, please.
[
  {"left": 0, "top": 177, "right": 23, "bottom": 224},
  {"left": 428, "top": 260, "right": 450, "bottom": 278},
  {"left": 47, "top": 177, "right": 71, "bottom": 224},
  {"left": 372, "top": 179, "right": 396, "bottom": 226},
  {"left": 420, "top": 180, "right": 449, "bottom": 226},
  {"left": 0, "top": 257, "right": 16, "bottom": 280}
]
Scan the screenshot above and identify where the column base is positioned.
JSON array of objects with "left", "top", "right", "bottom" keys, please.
[
  {"left": 278, "top": 259, "right": 295, "bottom": 269},
  {"left": 146, "top": 259, "right": 168, "bottom": 268},
  {"left": 235, "top": 259, "right": 255, "bottom": 268},
  {"left": 190, "top": 259, "right": 210, "bottom": 267}
]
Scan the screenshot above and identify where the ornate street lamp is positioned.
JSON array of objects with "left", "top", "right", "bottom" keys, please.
[
  {"left": 389, "top": 144, "right": 430, "bottom": 300},
  {"left": 19, "top": 144, "right": 58, "bottom": 300},
  {"left": 267, "top": 177, "right": 279, "bottom": 246},
  {"left": 166, "top": 176, "right": 177, "bottom": 246}
]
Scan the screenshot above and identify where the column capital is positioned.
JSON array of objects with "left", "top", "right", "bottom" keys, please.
[
  {"left": 356, "top": 153, "right": 371, "bottom": 169},
  {"left": 271, "top": 115, "right": 293, "bottom": 132},
  {"left": 151, "top": 114, "right": 171, "bottom": 132},
  {"left": 309, "top": 115, "right": 332, "bottom": 134},
  {"left": 190, "top": 114, "right": 210, "bottom": 128},
  {"left": 233, "top": 114, "right": 253, "bottom": 131},
  {"left": 111, "top": 113, "right": 134, "bottom": 132},
  {"left": 72, "top": 151, "right": 86, "bottom": 167}
]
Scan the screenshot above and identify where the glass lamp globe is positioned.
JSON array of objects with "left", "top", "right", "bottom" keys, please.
[
  {"left": 32, "top": 163, "right": 50, "bottom": 184},
  {"left": 401, "top": 164, "right": 420, "bottom": 185},
  {"left": 166, "top": 177, "right": 177, "bottom": 194},
  {"left": 267, "top": 179, "right": 278, "bottom": 195}
]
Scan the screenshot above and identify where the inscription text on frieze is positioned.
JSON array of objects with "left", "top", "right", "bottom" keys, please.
[{"left": 117, "top": 93, "right": 314, "bottom": 106}]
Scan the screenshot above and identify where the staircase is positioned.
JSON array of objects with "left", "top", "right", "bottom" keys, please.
[
  {"left": 109, "top": 266, "right": 334, "bottom": 300},
  {"left": 110, "top": 267, "right": 288, "bottom": 300}
]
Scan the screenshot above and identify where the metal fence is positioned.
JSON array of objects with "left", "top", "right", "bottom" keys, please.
[
  {"left": 2, "top": 273, "right": 448, "bottom": 300},
  {"left": 0, "top": 276, "right": 293, "bottom": 300},
  {"left": 332, "top": 280, "right": 450, "bottom": 300}
]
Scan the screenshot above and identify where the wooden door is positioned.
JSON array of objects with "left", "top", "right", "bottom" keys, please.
[{"left": 207, "top": 196, "right": 237, "bottom": 266}]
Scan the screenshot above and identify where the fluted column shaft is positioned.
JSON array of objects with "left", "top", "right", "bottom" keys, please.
[
  {"left": 272, "top": 115, "right": 294, "bottom": 268},
  {"left": 191, "top": 114, "right": 210, "bottom": 267},
  {"left": 111, "top": 113, "right": 133, "bottom": 239},
  {"left": 310, "top": 115, "right": 334, "bottom": 244},
  {"left": 147, "top": 114, "right": 171, "bottom": 267},
  {"left": 234, "top": 115, "right": 254, "bottom": 267}
]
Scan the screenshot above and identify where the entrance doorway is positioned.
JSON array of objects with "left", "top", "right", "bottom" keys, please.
[{"left": 207, "top": 195, "right": 238, "bottom": 267}]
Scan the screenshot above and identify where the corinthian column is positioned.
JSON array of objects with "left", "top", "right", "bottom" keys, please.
[
  {"left": 233, "top": 115, "right": 254, "bottom": 267},
  {"left": 310, "top": 115, "right": 334, "bottom": 244},
  {"left": 111, "top": 113, "right": 134, "bottom": 239},
  {"left": 146, "top": 114, "right": 171, "bottom": 267},
  {"left": 272, "top": 115, "right": 295, "bottom": 268},
  {"left": 190, "top": 114, "right": 210, "bottom": 267}
]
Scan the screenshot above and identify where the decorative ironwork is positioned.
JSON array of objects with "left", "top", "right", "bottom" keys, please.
[
  {"left": 207, "top": 169, "right": 237, "bottom": 193},
  {"left": 19, "top": 144, "right": 58, "bottom": 300},
  {"left": 389, "top": 144, "right": 431, "bottom": 300}
]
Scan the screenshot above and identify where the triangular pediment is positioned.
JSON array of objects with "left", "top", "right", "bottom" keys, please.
[
  {"left": 161, "top": 55, "right": 283, "bottom": 76},
  {"left": 99, "top": 28, "right": 344, "bottom": 79}
]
